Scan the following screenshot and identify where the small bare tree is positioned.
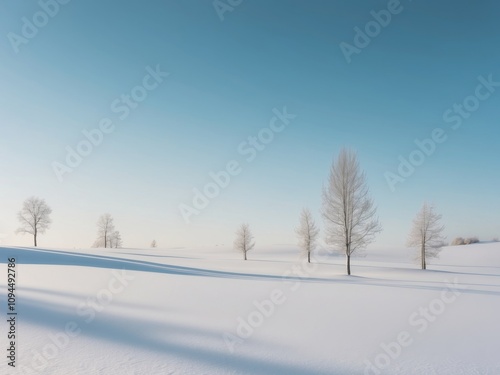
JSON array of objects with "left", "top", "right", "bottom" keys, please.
[
  {"left": 151, "top": 240, "right": 157, "bottom": 248},
  {"left": 407, "top": 203, "right": 446, "bottom": 270},
  {"left": 94, "top": 214, "right": 115, "bottom": 248},
  {"left": 296, "top": 208, "right": 319, "bottom": 263},
  {"left": 109, "top": 231, "right": 123, "bottom": 248},
  {"left": 16, "top": 197, "right": 52, "bottom": 247},
  {"left": 463, "top": 237, "right": 479, "bottom": 245},
  {"left": 234, "top": 223, "right": 255, "bottom": 260},
  {"left": 322, "top": 148, "right": 381, "bottom": 275},
  {"left": 451, "top": 237, "right": 465, "bottom": 246}
]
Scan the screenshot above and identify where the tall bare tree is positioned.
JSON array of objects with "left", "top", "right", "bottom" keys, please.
[
  {"left": 234, "top": 223, "right": 255, "bottom": 260},
  {"left": 93, "top": 214, "right": 115, "bottom": 248},
  {"left": 16, "top": 197, "right": 52, "bottom": 247},
  {"left": 407, "top": 203, "right": 445, "bottom": 270},
  {"left": 322, "top": 148, "right": 381, "bottom": 275},
  {"left": 296, "top": 208, "right": 320, "bottom": 263}
]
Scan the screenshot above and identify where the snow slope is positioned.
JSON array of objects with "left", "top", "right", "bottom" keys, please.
[{"left": 0, "top": 243, "right": 499, "bottom": 375}]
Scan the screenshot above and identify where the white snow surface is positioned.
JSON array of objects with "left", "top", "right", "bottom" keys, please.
[{"left": 1, "top": 243, "right": 499, "bottom": 375}]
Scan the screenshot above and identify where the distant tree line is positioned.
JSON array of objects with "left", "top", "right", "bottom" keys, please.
[
  {"left": 451, "top": 237, "right": 480, "bottom": 246},
  {"left": 13, "top": 148, "right": 495, "bottom": 274}
]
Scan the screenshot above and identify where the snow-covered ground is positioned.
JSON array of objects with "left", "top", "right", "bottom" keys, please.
[{"left": 1, "top": 243, "right": 499, "bottom": 375}]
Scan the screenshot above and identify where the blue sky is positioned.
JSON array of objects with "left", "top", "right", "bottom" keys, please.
[{"left": 1, "top": 0, "right": 499, "bottom": 249}]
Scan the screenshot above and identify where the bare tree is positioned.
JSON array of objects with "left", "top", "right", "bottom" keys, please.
[
  {"left": 451, "top": 237, "right": 465, "bottom": 246},
  {"left": 16, "top": 197, "right": 52, "bottom": 247},
  {"left": 407, "top": 203, "right": 446, "bottom": 270},
  {"left": 463, "top": 237, "right": 479, "bottom": 245},
  {"left": 151, "top": 240, "right": 157, "bottom": 248},
  {"left": 322, "top": 148, "right": 381, "bottom": 275},
  {"left": 234, "top": 223, "right": 255, "bottom": 260},
  {"left": 296, "top": 208, "right": 320, "bottom": 263},
  {"left": 93, "top": 214, "right": 115, "bottom": 248},
  {"left": 109, "top": 231, "right": 123, "bottom": 248}
]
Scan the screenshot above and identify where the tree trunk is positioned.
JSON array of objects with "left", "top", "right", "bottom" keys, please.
[
  {"left": 421, "top": 244, "right": 426, "bottom": 270},
  {"left": 244, "top": 251, "right": 247, "bottom": 261},
  {"left": 34, "top": 232, "right": 37, "bottom": 247},
  {"left": 308, "top": 251, "right": 311, "bottom": 263},
  {"left": 347, "top": 254, "right": 351, "bottom": 275}
]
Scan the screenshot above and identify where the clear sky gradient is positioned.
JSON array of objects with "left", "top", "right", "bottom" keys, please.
[{"left": 1, "top": 0, "right": 499, "bottom": 249}]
